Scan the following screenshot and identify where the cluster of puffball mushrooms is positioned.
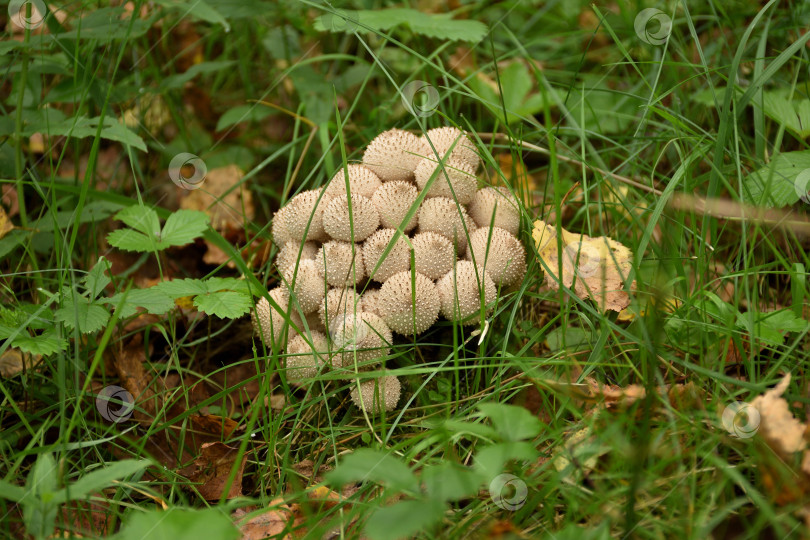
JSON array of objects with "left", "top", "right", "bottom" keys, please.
[{"left": 252, "top": 126, "right": 527, "bottom": 413}]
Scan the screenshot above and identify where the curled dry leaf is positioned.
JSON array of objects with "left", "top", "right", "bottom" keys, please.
[
  {"left": 532, "top": 220, "right": 635, "bottom": 312},
  {"left": 185, "top": 442, "right": 247, "bottom": 500},
  {"left": 750, "top": 374, "right": 807, "bottom": 456},
  {"left": 0, "top": 349, "right": 42, "bottom": 378},
  {"left": 234, "top": 498, "right": 304, "bottom": 540}
]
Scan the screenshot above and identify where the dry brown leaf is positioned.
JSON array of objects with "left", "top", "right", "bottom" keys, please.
[
  {"left": 2, "top": 185, "right": 19, "bottom": 217},
  {"left": 234, "top": 499, "right": 303, "bottom": 540},
  {"left": 0, "top": 206, "right": 14, "bottom": 240},
  {"left": 185, "top": 442, "right": 246, "bottom": 500},
  {"left": 532, "top": 220, "right": 635, "bottom": 311},
  {"left": 180, "top": 165, "right": 253, "bottom": 231},
  {"left": 0, "top": 349, "right": 42, "bottom": 378},
  {"left": 750, "top": 374, "right": 807, "bottom": 456}
]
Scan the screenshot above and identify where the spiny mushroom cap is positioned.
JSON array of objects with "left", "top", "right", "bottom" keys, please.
[
  {"left": 323, "top": 164, "right": 383, "bottom": 203},
  {"left": 417, "top": 197, "right": 476, "bottom": 253},
  {"left": 370, "top": 181, "right": 419, "bottom": 231},
  {"left": 362, "top": 228, "right": 412, "bottom": 283},
  {"left": 468, "top": 187, "right": 520, "bottom": 236},
  {"left": 350, "top": 375, "right": 401, "bottom": 413},
  {"left": 280, "top": 189, "right": 328, "bottom": 242},
  {"left": 421, "top": 127, "right": 480, "bottom": 170},
  {"left": 331, "top": 311, "right": 393, "bottom": 369},
  {"left": 322, "top": 193, "right": 380, "bottom": 242},
  {"left": 271, "top": 205, "right": 295, "bottom": 246},
  {"left": 411, "top": 231, "right": 455, "bottom": 280},
  {"left": 362, "top": 128, "right": 429, "bottom": 183},
  {"left": 361, "top": 288, "right": 382, "bottom": 317},
  {"left": 283, "top": 259, "right": 326, "bottom": 315},
  {"left": 252, "top": 287, "right": 302, "bottom": 350},
  {"left": 315, "top": 241, "right": 365, "bottom": 287},
  {"left": 285, "top": 331, "right": 330, "bottom": 384},
  {"left": 414, "top": 155, "right": 477, "bottom": 205},
  {"left": 276, "top": 241, "right": 318, "bottom": 277},
  {"left": 377, "top": 271, "right": 440, "bottom": 335},
  {"left": 466, "top": 227, "right": 527, "bottom": 287},
  {"left": 319, "top": 287, "right": 364, "bottom": 328},
  {"left": 437, "top": 260, "right": 497, "bottom": 324}
]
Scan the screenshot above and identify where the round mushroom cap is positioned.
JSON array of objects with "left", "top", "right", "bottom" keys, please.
[
  {"left": 331, "top": 311, "right": 393, "bottom": 369},
  {"left": 319, "top": 287, "right": 364, "bottom": 328},
  {"left": 362, "top": 128, "right": 429, "bottom": 183},
  {"left": 411, "top": 232, "right": 455, "bottom": 280},
  {"left": 252, "top": 287, "right": 302, "bottom": 350},
  {"left": 281, "top": 189, "right": 329, "bottom": 242},
  {"left": 468, "top": 187, "right": 520, "bottom": 236},
  {"left": 275, "top": 241, "right": 318, "bottom": 277},
  {"left": 360, "top": 287, "right": 383, "bottom": 317},
  {"left": 350, "top": 375, "right": 401, "bottom": 413},
  {"left": 377, "top": 271, "right": 440, "bottom": 335},
  {"left": 421, "top": 126, "right": 479, "bottom": 170},
  {"left": 315, "top": 241, "right": 365, "bottom": 287},
  {"left": 271, "top": 205, "right": 295, "bottom": 246},
  {"left": 417, "top": 197, "right": 476, "bottom": 253},
  {"left": 283, "top": 259, "right": 326, "bottom": 315},
  {"left": 362, "top": 228, "right": 411, "bottom": 283},
  {"left": 322, "top": 193, "right": 380, "bottom": 242},
  {"left": 414, "top": 155, "right": 477, "bottom": 205},
  {"left": 437, "top": 260, "right": 497, "bottom": 325},
  {"left": 285, "top": 331, "right": 330, "bottom": 385},
  {"left": 466, "top": 227, "right": 527, "bottom": 287},
  {"left": 323, "top": 164, "right": 382, "bottom": 203},
  {"left": 371, "top": 181, "right": 419, "bottom": 231}
]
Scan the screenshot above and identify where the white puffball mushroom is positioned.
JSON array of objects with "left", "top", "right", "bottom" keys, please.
[
  {"left": 315, "top": 241, "right": 365, "bottom": 287},
  {"left": 421, "top": 126, "right": 479, "bottom": 170},
  {"left": 363, "top": 228, "right": 412, "bottom": 283},
  {"left": 468, "top": 187, "right": 520, "bottom": 236},
  {"left": 377, "top": 271, "right": 440, "bottom": 335},
  {"left": 319, "top": 287, "right": 364, "bottom": 328},
  {"left": 411, "top": 231, "right": 455, "bottom": 280},
  {"left": 437, "top": 260, "right": 497, "bottom": 325},
  {"left": 283, "top": 259, "right": 326, "bottom": 315},
  {"left": 331, "top": 311, "right": 393, "bottom": 369},
  {"left": 466, "top": 227, "right": 527, "bottom": 287},
  {"left": 417, "top": 197, "right": 476, "bottom": 253},
  {"left": 276, "top": 241, "right": 318, "bottom": 277},
  {"left": 323, "top": 164, "right": 383, "bottom": 203},
  {"left": 280, "top": 189, "right": 329, "bottom": 242},
  {"left": 414, "top": 155, "right": 477, "bottom": 205},
  {"left": 371, "top": 180, "right": 419, "bottom": 231},
  {"left": 362, "top": 128, "right": 429, "bottom": 182},
  {"left": 322, "top": 193, "right": 380, "bottom": 242},
  {"left": 285, "top": 331, "right": 330, "bottom": 385},
  {"left": 252, "top": 287, "right": 302, "bottom": 350},
  {"left": 361, "top": 288, "right": 382, "bottom": 317},
  {"left": 271, "top": 205, "right": 295, "bottom": 246},
  {"left": 350, "top": 375, "right": 401, "bottom": 413}
]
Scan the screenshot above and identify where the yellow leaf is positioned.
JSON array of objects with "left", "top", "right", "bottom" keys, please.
[{"left": 531, "top": 220, "right": 635, "bottom": 312}]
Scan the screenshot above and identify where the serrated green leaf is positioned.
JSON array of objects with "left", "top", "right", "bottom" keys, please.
[
  {"left": 421, "top": 463, "right": 482, "bottom": 502},
  {"left": 159, "top": 210, "right": 208, "bottom": 248},
  {"left": 742, "top": 150, "right": 810, "bottom": 207},
  {"left": 315, "top": 8, "right": 487, "bottom": 42},
  {"left": 24, "top": 453, "right": 58, "bottom": 540},
  {"left": 156, "top": 279, "right": 209, "bottom": 298},
  {"left": 0, "top": 229, "right": 28, "bottom": 260},
  {"left": 55, "top": 7, "right": 152, "bottom": 41},
  {"left": 474, "top": 442, "right": 538, "bottom": 478},
  {"left": 55, "top": 301, "right": 110, "bottom": 334},
  {"left": 153, "top": 0, "right": 230, "bottom": 31},
  {"left": 364, "top": 499, "right": 446, "bottom": 540},
  {"left": 325, "top": 449, "right": 418, "bottom": 492},
  {"left": 115, "top": 508, "right": 239, "bottom": 540},
  {"left": 106, "top": 228, "right": 154, "bottom": 252},
  {"left": 193, "top": 290, "right": 251, "bottom": 319},
  {"left": 84, "top": 257, "right": 112, "bottom": 299},
  {"left": 13, "top": 331, "right": 66, "bottom": 356},
  {"left": 204, "top": 277, "right": 251, "bottom": 294},
  {"left": 106, "top": 288, "right": 176, "bottom": 318},
  {"left": 478, "top": 403, "right": 543, "bottom": 442},
  {"left": 52, "top": 460, "right": 148, "bottom": 505}
]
